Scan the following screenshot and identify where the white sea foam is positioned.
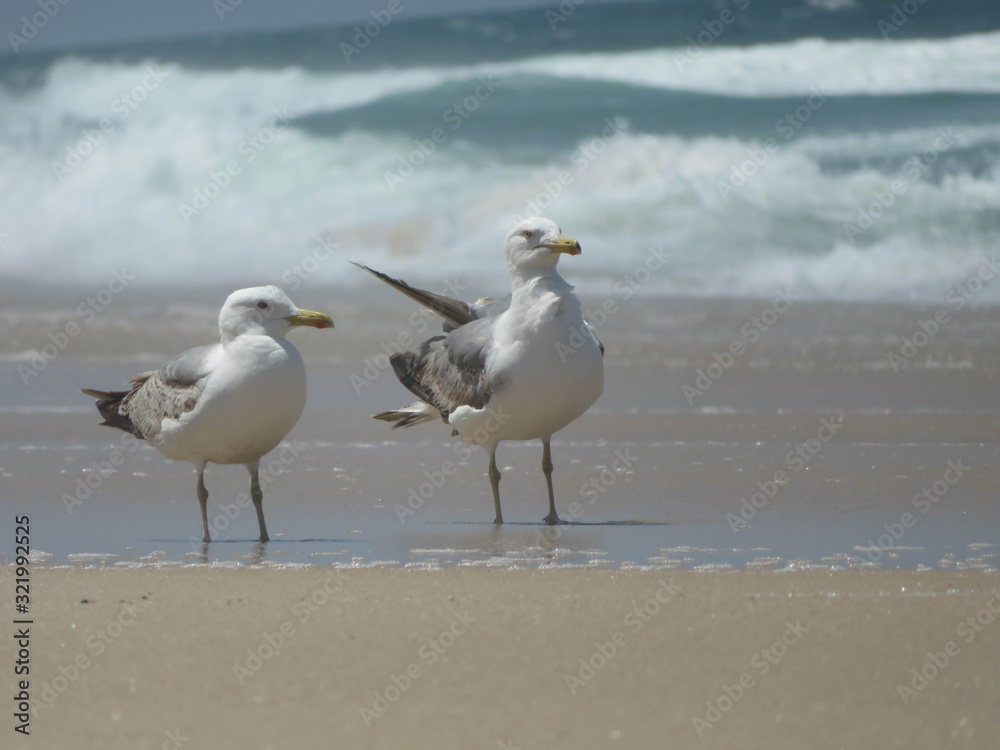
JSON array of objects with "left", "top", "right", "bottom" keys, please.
[
  {"left": 513, "top": 32, "right": 1000, "bottom": 96},
  {"left": 1, "top": 34, "right": 998, "bottom": 301},
  {"left": 4, "top": 32, "right": 998, "bottom": 129},
  {"left": 1, "top": 123, "right": 997, "bottom": 302}
]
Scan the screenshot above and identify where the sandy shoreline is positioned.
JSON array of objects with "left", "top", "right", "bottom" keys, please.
[
  {"left": 4, "top": 567, "right": 999, "bottom": 749},
  {"left": 5, "top": 293, "right": 999, "bottom": 569}
]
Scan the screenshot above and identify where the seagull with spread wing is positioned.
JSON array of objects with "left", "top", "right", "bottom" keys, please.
[
  {"left": 356, "top": 217, "right": 604, "bottom": 524},
  {"left": 82, "top": 286, "right": 333, "bottom": 542}
]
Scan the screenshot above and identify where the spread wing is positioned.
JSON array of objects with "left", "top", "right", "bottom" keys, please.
[
  {"left": 350, "top": 262, "right": 480, "bottom": 330},
  {"left": 352, "top": 261, "right": 604, "bottom": 353},
  {"left": 357, "top": 259, "right": 603, "bottom": 430}
]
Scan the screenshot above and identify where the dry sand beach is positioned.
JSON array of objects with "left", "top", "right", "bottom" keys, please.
[{"left": 2, "top": 568, "right": 999, "bottom": 749}]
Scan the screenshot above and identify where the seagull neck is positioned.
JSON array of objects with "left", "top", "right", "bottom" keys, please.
[
  {"left": 508, "top": 267, "right": 570, "bottom": 306},
  {"left": 220, "top": 331, "right": 285, "bottom": 355}
]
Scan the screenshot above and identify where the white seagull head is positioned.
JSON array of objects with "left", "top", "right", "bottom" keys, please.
[
  {"left": 218, "top": 285, "right": 333, "bottom": 341},
  {"left": 504, "top": 217, "right": 581, "bottom": 275}
]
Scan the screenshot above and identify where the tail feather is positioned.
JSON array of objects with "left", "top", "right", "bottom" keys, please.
[
  {"left": 373, "top": 401, "right": 439, "bottom": 429},
  {"left": 80, "top": 388, "right": 144, "bottom": 438}
]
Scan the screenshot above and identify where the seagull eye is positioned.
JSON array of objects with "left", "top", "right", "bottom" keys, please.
[
  {"left": 256, "top": 301, "right": 268, "bottom": 310},
  {"left": 522, "top": 230, "right": 533, "bottom": 238}
]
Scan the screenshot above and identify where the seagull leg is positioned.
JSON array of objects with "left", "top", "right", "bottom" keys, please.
[
  {"left": 248, "top": 461, "right": 270, "bottom": 543},
  {"left": 196, "top": 465, "right": 211, "bottom": 543},
  {"left": 541, "top": 438, "right": 563, "bottom": 525},
  {"left": 488, "top": 446, "right": 503, "bottom": 524}
]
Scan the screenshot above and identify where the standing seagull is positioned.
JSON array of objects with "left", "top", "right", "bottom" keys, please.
[
  {"left": 82, "top": 286, "right": 333, "bottom": 542},
  {"left": 357, "top": 217, "right": 604, "bottom": 524}
]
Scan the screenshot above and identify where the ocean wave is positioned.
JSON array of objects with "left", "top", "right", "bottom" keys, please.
[
  {"left": 512, "top": 32, "right": 1000, "bottom": 97},
  {"left": 2, "top": 31, "right": 999, "bottom": 131},
  {"left": 1, "top": 33, "right": 998, "bottom": 303},
  {"left": 1, "top": 117, "right": 997, "bottom": 303}
]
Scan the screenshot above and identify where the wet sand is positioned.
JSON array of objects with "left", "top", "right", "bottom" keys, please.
[
  {"left": 3, "top": 567, "right": 999, "bottom": 749},
  {"left": 2, "top": 289, "right": 998, "bottom": 569}
]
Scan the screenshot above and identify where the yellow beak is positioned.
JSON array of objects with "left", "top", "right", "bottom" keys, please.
[
  {"left": 285, "top": 309, "right": 334, "bottom": 329},
  {"left": 542, "top": 234, "right": 582, "bottom": 256}
]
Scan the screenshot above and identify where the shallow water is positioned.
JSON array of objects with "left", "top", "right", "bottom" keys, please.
[{"left": 2, "top": 291, "right": 997, "bottom": 570}]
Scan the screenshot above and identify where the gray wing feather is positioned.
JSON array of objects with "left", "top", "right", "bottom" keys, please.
[
  {"left": 157, "top": 344, "right": 216, "bottom": 386},
  {"left": 83, "top": 344, "right": 216, "bottom": 440},
  {"left": 446, "top": 317, "right": 495, "bottom": 371},
  {"left": 390, "top": 317, "right": 497, "bottom": 419},
  {"left": 121, "top": 373, "right": 203, "bottom": 441}
]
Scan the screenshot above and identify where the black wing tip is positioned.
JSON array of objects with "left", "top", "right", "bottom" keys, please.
[
  {"left": 350, "top": 261, "right": 405, "bottom": 286},
  {"left": 352, "top": 262, "right": 477, "bottom": 330},
  {"left": 348, "top": 260, "right": 374, "bottom": 275},
  {"left": 81, "top": 387, "right": 144, "bottom": 438}
]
